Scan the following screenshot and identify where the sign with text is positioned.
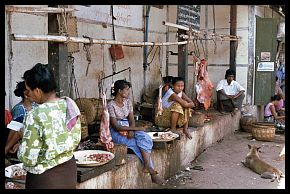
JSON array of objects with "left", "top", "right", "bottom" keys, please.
[
  {"left": 73, "top": 5, "right": 143, "bottom": 29},
  {"left": 177, "top": 5, "right": 200, "bottom": 30},
  {"left": 257, "top": 62, "right": 275, "bottom": 71}
]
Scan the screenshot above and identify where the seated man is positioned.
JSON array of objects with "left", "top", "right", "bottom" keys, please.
[{"left": 216, "top": 69, "right": 245, "bottom": 113}]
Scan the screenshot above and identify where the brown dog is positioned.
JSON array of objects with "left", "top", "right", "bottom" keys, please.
[{"left": 241, "top": 144, "right": 284, "bottom": 182}]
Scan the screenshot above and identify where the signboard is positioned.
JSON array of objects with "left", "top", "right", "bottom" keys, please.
[
  {"left": 260, "top": 52, "right": 271, "bottom": 61},
  {"left": 257, "top": 62, "right": 275, "bottom": 71},
  {"left": 177, "top": 5, "right": 200, "bottom": 30},
  {"left": 73, "top": 5, "right": 143, "bottom": 29}
]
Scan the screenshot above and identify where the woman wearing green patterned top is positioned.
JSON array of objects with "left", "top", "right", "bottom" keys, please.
[{"left": 18, "top": 63, "right": 81, "bottom": 189}]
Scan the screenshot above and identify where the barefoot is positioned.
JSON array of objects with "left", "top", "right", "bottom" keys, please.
[
  {"left": 183, "top": 128, "right": 192, "bottom": 139},
  {"left": 151, "top": 172, "right": 166, "bottom": 185}
]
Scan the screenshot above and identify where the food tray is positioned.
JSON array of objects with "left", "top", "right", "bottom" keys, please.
[
  {"left": 146, "top": 131, "right": 179, "bottom": 142},
  {"left": 5, "top": 163, "right": 26, "bottom": 183},
  {"left": 74, "top": 150, "right": 115, "bottom": 167}
]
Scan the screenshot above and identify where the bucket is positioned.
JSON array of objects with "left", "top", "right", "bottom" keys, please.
[
  {"left": 189, "top": 112, "right": 205, "bottom": 127},
  {"left": 240, "top": 115, "right": 257, "bottom": 133}
]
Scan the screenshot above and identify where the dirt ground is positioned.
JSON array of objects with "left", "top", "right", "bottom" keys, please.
[{"left": 155, "top": 131, "right": 285, "bottom": 189}]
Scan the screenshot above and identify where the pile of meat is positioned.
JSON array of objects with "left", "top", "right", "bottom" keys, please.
[
  {"left": 11, "top": 165, "right": 26, "bottom": 180},
  {"left": 195, "top": 59, "right": 214, "bottom": 110},
  {"left": 85, "top": 153, "right": 112, "bottom": 164},
  {"left": 99, "top": 92, "right": 114, "bottom": 151},
  {"left": 5, "top": 182, "right": 23, "bottom": 189}
]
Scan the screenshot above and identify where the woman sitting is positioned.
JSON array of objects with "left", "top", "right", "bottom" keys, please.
[
  {"left": 5, "top": 81, "right": 37, "bottom": 156},
  {"left": 155, "top": 77, "right": 195, "bottom": 139},
  {"left": 108, "top": 79, "right": 166, "bottom": 185},
  {"left": 264, "top": 95, "right": 285, "bottom": 124}
]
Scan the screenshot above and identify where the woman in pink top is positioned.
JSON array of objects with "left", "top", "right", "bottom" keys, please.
[{"left": 264, "top": 95, "right": 285, "bottom": 122}]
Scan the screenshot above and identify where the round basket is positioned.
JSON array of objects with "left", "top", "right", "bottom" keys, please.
[
  {"left": 75, "top": 98, "right": 112, "bottom": 124},
  {"left": 240, "top": 115, "right": 257, "bottom": 133},
  {"left": 189, "top": 112, "right": 205, "bottom": 127},
  {"left": 251, "top": 122, "right": 275, "bottom": 142}
]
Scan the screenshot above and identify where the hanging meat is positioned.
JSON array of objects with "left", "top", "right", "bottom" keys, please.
[
  {"left": 155, "top": 85, "right": 163, "bottom": 117},
  {"left": 195, "top": 59, "right": 214, "bottom": 110},
  {"left": 99, "top": 92, "right": 114, "bottom": 150}
]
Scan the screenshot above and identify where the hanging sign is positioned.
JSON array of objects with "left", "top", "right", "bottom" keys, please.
[
  {"left": 257, "top": 62, "right": 274, "bottom": 71},
  {"left": 260, "top": 52, "right": 271, "bottom": 61},
  {"left": 73, "top": 5, "right": 143, "bottom": 29},
  {"left": 177, "top": 5, "right": 200, "bottom": 30}
]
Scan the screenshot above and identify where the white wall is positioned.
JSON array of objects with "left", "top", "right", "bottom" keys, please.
[
  {"left": 5, "top": 5, "right": 283, "bottom": 110},
  {"left": 5, "top": 5, "right": 48, "bottom": 109}
]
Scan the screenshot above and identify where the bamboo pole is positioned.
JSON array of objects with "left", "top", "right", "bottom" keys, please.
[
  {"left": 11, "top": 34, "right": 190, "bottom": 46},
  {"left": 5, "top": 6, "right": 76, "bottom": 13},
  {"left": 163, "top": 21, "right": 241, "bottom": 41}
]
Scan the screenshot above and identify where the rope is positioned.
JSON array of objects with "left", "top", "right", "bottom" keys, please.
[
  {"left": 200, "top": 39, "right": 206, "bottom": 59},
  {"left": 83, "top": 35, "right": 93, "bottom": 76},
  {"left": 110, "top": 5, "right": 117, "bottom": 74},
  {"left": 128, "top": 67, "right": 135, "bottom": 106},
  {"left": 212, "top": 5, "right": 216, "bottom": 34},
  {"left": 147, "top": 45, "right": 160, "bottom": 66},
  {"left": 56, "top": 7, "right": 68, "bottom": 36},
  {"left": 159, "top": 45, "right": 163, "bottom": 84},
  {"left": 68, "top": 56, "right": 82, "bottom": 108}
]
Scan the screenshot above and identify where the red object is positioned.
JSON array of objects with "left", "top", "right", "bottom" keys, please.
[
  {"left": 5, "top": 109, "right": 12, "bottom": 126},
  {"left": 196, "top": 59, "right": 214, "bottom": 110},
  {"left": 109, "top": 45, "right": 124, "bottom": 61},
  {"left": 99, "top": 93, "right": 114, "bottom": 150}
]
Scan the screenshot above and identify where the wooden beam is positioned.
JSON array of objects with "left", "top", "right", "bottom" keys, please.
[
  {"left": 11, "top": 34, "right": 190, "bottom": 46},
  {"left": 230, "top": 5, "right": 237, "bottom": 72},
  {"left": 5, "top": 6, "right": 76, "bottom": 13},
  {"left": 178, "top": 29, "right": 188, "bottom": 92},
  {"left": 48, "top": 5, "right": 69, "bottom": 97}
]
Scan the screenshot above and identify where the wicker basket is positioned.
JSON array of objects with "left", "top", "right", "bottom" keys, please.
[
  {"left": 240, "top": 115, "right": 257, "bottom": 133},
  {"left": 251, "top": 122, "right": 275, "bottom": 142},
  {"left": 189, "top": 112, "right": 205, "bottom": 127},
  {"left": 75, "top": 98, "right": 105, "bottom": 124},
  {"left": 81, "top": 125, "right": 89, "bottom": 140}
]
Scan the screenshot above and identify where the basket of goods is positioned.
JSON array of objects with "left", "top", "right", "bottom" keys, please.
[
  {"left": 251, "top": 122, "right": 275, "bottom": 142},
  {"left": 240, "top": 115, "right": 257, "bottom": 133},
  {"left": 75, "top": 98, "right": 105, "bottom": 124},
  {"left": 189, "top": 111, "right": 205, "bottom": 127}
]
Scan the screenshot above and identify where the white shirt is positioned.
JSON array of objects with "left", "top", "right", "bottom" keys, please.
[
  {"left": 162, "top": 88, "right": 182, "bottom": 109},
  {"left": 216, "top": 79, "right": 245, "bottom": 95}
]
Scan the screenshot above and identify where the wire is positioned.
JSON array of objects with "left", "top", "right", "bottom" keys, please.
[
  {"left": 147, "top": 46, "right": 160, "bottom": 66},
  {"left": 212, "top": 5, "right": 216, "bottom": 34}
]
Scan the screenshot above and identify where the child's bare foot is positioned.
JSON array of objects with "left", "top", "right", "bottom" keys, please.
[
  {"left": 183, "top": 128, "right": 192, "bottom": 139},
  {"left": 150, "top": 171, "right": 167, "bottom": 185}
]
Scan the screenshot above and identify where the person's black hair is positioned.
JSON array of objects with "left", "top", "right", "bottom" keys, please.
[
  {"left": 271, "top": 95, "right": 281, "bottom": 101},
  {"left": 276, "top": 76, "right": 278, "bottom": 81},
  {"left": 162, "top": 76, "right": 173, "bottom": 84},
  {"left": 111, "top": 79, "right": 131, "bottom": 96},
  {"left": 14, "top": 81, "right": 26, "bottom": 99},
  {"left": 172, "top": 77, "right": 184, "bottom": 85},
  {"left": 23, "top": 63, "right": 57, "bottom": 93},
  {"left": 225, "top": 69, "right": 236, "bottom": 79}
]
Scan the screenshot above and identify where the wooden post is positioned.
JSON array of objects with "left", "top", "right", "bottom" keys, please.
[
  {"left": 230, "top": 5, "right": 238, "bottom": 71},
  {"left": 246, "top": 5, "right": 255, "bottom": 105},
  {"left": 230, "top": 5, "right": 237, "bottom": 72},
  {"left": 178, "top": 29, "right": 188, "bottom": 91},
  {"left": 48, "top": 5, "right": 69, "bottom": 97}
]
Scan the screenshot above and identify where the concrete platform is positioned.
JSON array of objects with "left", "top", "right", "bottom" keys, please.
[{"left": 76, "top": 110, "right": 241, "bottom": 189}]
